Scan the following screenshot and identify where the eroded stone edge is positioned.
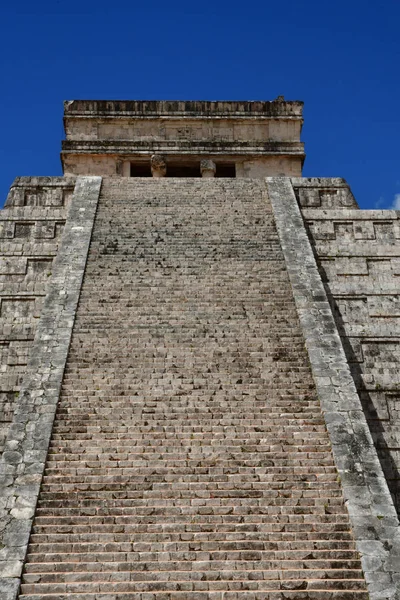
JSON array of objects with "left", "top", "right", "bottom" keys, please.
[
  {"left": 0, "top": 176, "right": 102, "bottom": 599},
  {"left": 266, "top": 177, "right": 400, "bottom": 600}
]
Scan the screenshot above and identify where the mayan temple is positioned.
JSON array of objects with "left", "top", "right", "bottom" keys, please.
[{"left": 1, "top": 99, "right": 400, "bottom": 600}]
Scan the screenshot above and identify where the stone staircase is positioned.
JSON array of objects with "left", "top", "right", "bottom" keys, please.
[{"left": 18, "top": 178, "right": 368, "bottom": 599}]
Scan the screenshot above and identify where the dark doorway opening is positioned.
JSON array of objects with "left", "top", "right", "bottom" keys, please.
[
  {"left": 216, "top": 163, "right": 236, "bottom": 177},
  {"left": 130, "top": 163, "right": 152, "bottom": 177},
  {"left": 129, "top": 160, "right": 236, "bottom": 178},
  {"left": 167, "top": 164, "right": 201, "bottom": 177}
]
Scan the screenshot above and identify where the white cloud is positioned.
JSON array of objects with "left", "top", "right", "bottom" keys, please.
[
  {"left": 390, "top": 193, "right": 400, "bottom": 210},
  {"left": 374, "top": 196, "right": 385, "bottom": 208}
]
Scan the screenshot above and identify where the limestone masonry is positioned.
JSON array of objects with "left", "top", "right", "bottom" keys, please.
[{"left": 0, "top": 99, "right": 399, "bottom": 600}]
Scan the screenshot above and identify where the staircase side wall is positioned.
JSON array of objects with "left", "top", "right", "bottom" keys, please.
[
  {"left": 0, "top": 177, "right": 101, "bottom": 599},
  {"left": 268, "top": 177, "right": 400, "bottom": 600},
  {"left": 294, "top": 177, "right": 400, "bottom": 514},
  {"left": 0, "top": 178, "right": 76, "bottom": 455}
]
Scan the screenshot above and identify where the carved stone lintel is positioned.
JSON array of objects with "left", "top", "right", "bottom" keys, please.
[
  {"left": 200, "top": 159, "right": 216, "bottom": 178},
  {"left": 151, "top": 155, "right": 167, "bottom": 178}
]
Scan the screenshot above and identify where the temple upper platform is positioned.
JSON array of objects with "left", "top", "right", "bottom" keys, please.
[{"left": 62, "top": 99, "right": 305, "bottom": 178}]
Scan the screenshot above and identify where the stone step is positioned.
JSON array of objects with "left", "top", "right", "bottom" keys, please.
[
  {"left": 43, "top": 447, "right": 334, "bottom": 457},
  {"left": 41, "top": 472, "right": 340, "bottom": 483},
  {"left": 27, "top": 539, "right": 358, "bottom": 554},
  {"left": 33, "top": 518, "right": 352, "bottom": 531},
  {"left": 32, "top": 520, "right": 351, "bottom": 532},
  {"left": 32, "top": 513, "right": 350, "bottom": 524},
  {"left": 46, "top": 446, "right": 332, "bottom": 455},
  {"left": 39, "top": 479, "right": 340, "bottom": 490},
  {"left": 19, "top": 578, "right": 368, "bottom": 595},
  {"left": 34, "top": 503, "right": 350, "bottom": 515},
  {"left": 45, "top": 453, "right": 334, "bottom": 462},
  {"left": 37, "top": 486, "right": 340, "bottom": 497},
  {"left": 18, "top": 591, "right": 370, "bottom": 600},
  {"left": 25, "top": 549, "right": 361, "bottom": 564},
  {"left": 38, "top": 481, "right": 341, "bottom": 493},
  {"left": 23, "top": 559, "right": 363, "bottom": 574},
  {"left": 49, "top": 420, "right": 323, "bottom": 428},
  {"left": 52, "top": 411, "right": 321, "bottom": 418},
  {"left": 36, "top": 500, "right": 346, "bottom": 513},
  {"left": 40, "top": 467, "right": 339, "bottom": 476},
  {"left": 49, "top": 420, "right": 326, "bottom": 429},
  {"left": 33, "top": 505, "right": 348, "bottom": 516},
  {"left": 31, "top": 526, "right": 353, "bottom": 539},
  {"left": 22, "top": 568, "right": 364, "bottom": 584},
  {"left": 36, "top": 478, "right": 337, "bottom": 492},
  {"left": 36, "top": 491, "right": 344, "bottom": 503},
  {"left": 43, "top": 458, "right": 338, "bottom": 469},
  {"left": 29, "top": 531, "right": 353, "bottom": 544}
]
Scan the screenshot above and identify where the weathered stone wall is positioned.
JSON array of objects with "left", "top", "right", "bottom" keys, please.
[
  {"left": 295, "top": 177, "right": 400, "bottom": 512},
  {"left": 235, "top": 156, "right": 301, "bottom": 178},
  {"left": 63, "top": 155, "right": 118, "bottom": 177},
  {"left": 66, "top": 117, "right": 301, "bottom": 143},
  {"left": 0, "top": 177, "right": 75, "bottom": 454}
]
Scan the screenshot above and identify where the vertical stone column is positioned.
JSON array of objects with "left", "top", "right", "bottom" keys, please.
[
  {"left": 151, "top": 155, "right": 167, "bottom": 178},
  {"left": 0, "top": 176, "right": 102, "bottom": 600},
  {"left": 200, "top": 159, "right": 216, "bottom": 178},
  {"left": 122, "top": 160, "right": 131, "bottom": 177},
  {"left": 266, "top": 177, "right": 400, "bottom": 600}
]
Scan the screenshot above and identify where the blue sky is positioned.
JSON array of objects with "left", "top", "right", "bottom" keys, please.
[{"left": 1, "top": 0, "right": 399, "bottom": 209}]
